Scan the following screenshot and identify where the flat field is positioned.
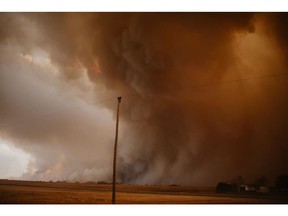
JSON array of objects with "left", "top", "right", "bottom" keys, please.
[{"left": 0, "top": 179, "right": 287, "bottom": 204}]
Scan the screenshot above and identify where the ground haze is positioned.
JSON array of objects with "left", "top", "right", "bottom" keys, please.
[{"left": 0, "top": 179, "right": 287, "bottom": 204}]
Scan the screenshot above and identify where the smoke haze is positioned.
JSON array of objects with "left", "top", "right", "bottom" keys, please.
[{"left": 0, "top": 13, "right": 288, "bottom": 186}]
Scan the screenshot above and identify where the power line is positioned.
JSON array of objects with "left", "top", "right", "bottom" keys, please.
[
  {"left": 0, "top": 96, "right": 124, "bottom": 130},
  {"left": 155, "top": 71, "right": 288, "bottom": 96},
  {"left": 193, "top": 71, "right": 288, "bottom": 88},
  {"left": 1, "top": 71, "right": 288, "bottom": 129}
]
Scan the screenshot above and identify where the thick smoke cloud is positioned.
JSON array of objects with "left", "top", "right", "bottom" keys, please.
[{"left": 0, "top": 13, "right": 288, "bottom": 186}]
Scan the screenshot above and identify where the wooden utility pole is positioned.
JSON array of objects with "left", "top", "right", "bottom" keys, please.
[{"left": 112, "top": 96, "right": 122, "bottom": 204}]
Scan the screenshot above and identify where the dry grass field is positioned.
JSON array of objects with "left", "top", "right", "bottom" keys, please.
[{"left": 0, "top": 179, "right": 287, "bottom": 204}]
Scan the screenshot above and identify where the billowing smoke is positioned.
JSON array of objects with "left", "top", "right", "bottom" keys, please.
[{"left": 0, "top": 13, "right": 288, "bottom": 186}]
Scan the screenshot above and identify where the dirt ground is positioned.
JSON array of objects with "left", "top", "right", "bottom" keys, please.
[{"left": 0, "top": 179, "right": 287, "bottom": 204}]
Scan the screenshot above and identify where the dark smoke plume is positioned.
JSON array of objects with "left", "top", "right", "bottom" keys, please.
[{"left": 0, "top": 13, "right": 288, "bottom": 185}]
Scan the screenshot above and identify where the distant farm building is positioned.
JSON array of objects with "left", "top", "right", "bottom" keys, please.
[
  {"left": 239, "top": 185, "right": 256, "bottom": 193},
  {"left": 257, "top": 186, "right": 270, "bottom": 193},
  {"left": 217, "top": 182, "right": 270, "bottom": 194}
]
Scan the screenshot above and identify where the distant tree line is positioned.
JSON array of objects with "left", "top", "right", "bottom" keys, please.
[{"left": 216, "top": 175, "right": 288, "bottom": 194}]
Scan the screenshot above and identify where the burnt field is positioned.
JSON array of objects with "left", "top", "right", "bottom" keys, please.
[{"left": 0, "top": 179, "right": 287, "bottom": 204}]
